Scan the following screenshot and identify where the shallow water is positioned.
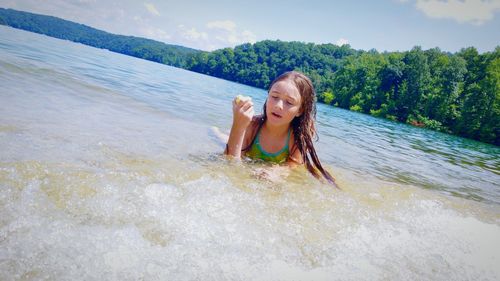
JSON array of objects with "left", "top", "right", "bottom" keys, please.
[{"left": 1, "top": 26, "right": 499, "bottom": 280}]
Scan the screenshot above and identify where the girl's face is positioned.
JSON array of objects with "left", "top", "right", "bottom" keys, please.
[{"left": 266, "top": 80, "right": 302, "bottom": 126}]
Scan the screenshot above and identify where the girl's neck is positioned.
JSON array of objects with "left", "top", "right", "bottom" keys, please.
[{"left": 262, "top": 120, "right": 290, "bottom": 138}]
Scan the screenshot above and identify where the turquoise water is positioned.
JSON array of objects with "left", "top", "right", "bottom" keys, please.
[{"left": 1, "top": 25, "right": 499, "bottom": 280}]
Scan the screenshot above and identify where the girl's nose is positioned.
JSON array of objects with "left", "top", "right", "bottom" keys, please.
[{"left": 274, "top": 99, "right": 283, "bottom": 110}]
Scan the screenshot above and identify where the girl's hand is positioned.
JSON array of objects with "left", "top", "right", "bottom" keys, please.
[
  {"left": 232, "top": 97, "right": 254, "bottom": 129},
  {"left": 225, "top": 96, "right": 254, "bottom": 158}
]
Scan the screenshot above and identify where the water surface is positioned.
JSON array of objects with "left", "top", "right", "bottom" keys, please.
[{"left": 1, "top": 26, "right": 499, "bottom": 280}]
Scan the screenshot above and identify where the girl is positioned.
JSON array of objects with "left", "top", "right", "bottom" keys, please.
[{"left": 225, "top": 71, "right": 338, "bottom": 187}]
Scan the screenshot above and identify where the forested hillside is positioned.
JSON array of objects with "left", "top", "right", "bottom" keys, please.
[{"left": 0, "top": 8, "right": 199, "bottom": 67}]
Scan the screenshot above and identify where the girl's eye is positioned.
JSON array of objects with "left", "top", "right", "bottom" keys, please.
[{"left": 286, "top": 101, "right": 293, "bottom": 105}]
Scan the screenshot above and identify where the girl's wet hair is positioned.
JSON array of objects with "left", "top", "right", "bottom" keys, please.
[{"left": 247, "top": 71, "right": 338, "bottom": 187}]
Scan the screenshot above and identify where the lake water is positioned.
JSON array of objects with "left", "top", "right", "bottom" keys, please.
[{"left": 0, "top": 25, "right": 499, "bottom": 280}]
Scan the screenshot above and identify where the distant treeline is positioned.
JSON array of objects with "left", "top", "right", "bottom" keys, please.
[
  {"left": 0, "top": 8, "right": 198, "bottom": 67},
  {"left": 1, "top": 8, "right": 498, "bottom": 145}
]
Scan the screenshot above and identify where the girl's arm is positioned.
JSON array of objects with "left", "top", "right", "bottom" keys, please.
[{"left": 225, "top": 98, "right": 254, "bottom": 159}]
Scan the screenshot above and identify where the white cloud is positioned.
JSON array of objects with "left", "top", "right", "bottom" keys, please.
[
  {"left": 336, "top": 38, "right": 349, "bottom": 46},
  {"left": 207, "top": 20, "right": 256, "bottom": 46},
  {"left": 144, "top": 2, "right": 160, "bottom": 16},
  {"left": 414, "top": 0, "right": 500, "bottom": 25},
  {"left": 206, "top": 20, "right": 237, "bottom": 32},
  {"left": 178, "top": 24, "right": 208, "bottom": 41},
  {"left": 143, "top": 27, "right": 171, "bottom": 41},
  {"left": 76, "top": 0, "right": 96, "bottom": 4},
  {"left": 214, "top": 29, "right": 256, "bottom": 45},
  {"left": 241, "top": 30, "right": 257, "bottom": 43},
  {"left": 173, "top": 21, "right": 256, "bottom": 50}
]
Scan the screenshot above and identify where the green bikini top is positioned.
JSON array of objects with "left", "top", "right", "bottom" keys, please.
[{"left": 245, "top": 128, "right": 291, "bottom": 163}]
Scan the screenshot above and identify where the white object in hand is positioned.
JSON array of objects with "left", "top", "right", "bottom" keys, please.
[{"left": 235, "top": 95, "right": 251, "bottom": 104}]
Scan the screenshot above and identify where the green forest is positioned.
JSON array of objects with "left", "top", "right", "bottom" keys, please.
[{"left": 1, "top": 8, "right": 498, "bottom": 145}]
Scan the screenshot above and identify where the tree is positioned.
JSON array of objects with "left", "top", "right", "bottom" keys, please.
[
  {"left": 395, "top": 47, "right": 430, "bottom": 122},
  {"left": 478, "top": 51, "right": 500, "bottom": 144}
]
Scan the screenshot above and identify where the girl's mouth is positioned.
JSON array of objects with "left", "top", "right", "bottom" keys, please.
[{"left": 271, "top": 112, "right": 282, "bottom": 118}]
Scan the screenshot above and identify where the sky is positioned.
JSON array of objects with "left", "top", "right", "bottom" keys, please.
[{"left": 1, "top": 0, "right": 499, "bottom": 53}]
